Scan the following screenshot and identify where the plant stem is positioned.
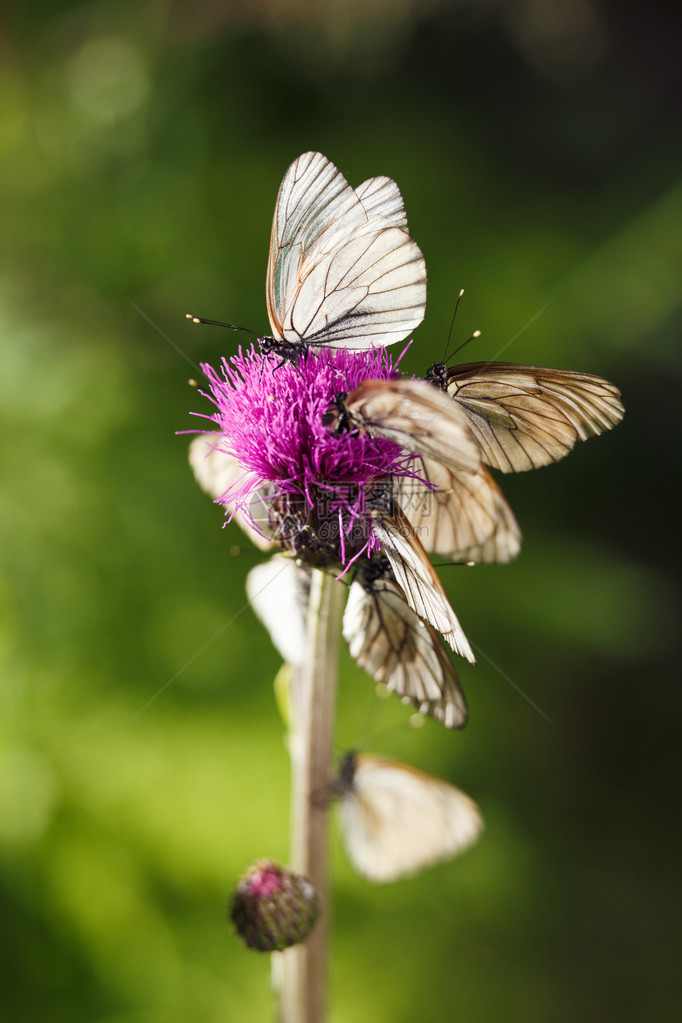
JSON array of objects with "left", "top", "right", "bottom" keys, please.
[{"left": 276, "top": 568, "right": 345, "bottom": 1023}]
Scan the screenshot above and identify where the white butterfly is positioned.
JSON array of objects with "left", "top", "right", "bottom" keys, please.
[
  {"left": 426, "top": 360, "right": 624, "bottom": 473},
  {"left": 265, "top": 152, "right": 427, "bottom": 353},
  {"left": 336, "top": 752, "right": 484, "bottom": 883},
  {"left": 343, "top": 557, "right": 468, "bottom": 728}
]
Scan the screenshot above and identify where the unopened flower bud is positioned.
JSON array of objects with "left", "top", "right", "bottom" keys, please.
[{"left": 230, "top": 859, "right": 319, "bottom": 952}]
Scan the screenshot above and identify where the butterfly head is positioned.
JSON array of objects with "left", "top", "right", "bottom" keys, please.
[
  {"left": 356, "top": 553, "right": 393, "bottom": 588},
  {"left": 259, "top": 335, "right": 303, "bottom": 368},
  {"left": 424, "top": 360, "right": 448, "bottom": 390}
]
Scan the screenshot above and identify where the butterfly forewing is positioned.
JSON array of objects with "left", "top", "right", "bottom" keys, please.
[
  {"left": 344, "top": 378, "right": 480, "bottom": 474},
  {"left": 397, "top": 457, "right": 522, "bottom": 563},
  {"left": 442, "top": 362, "right": 624, "bottom": 473},
  {"left": 267, "top": 152, "right": 362, "bottom": 339},
  {"left": 370, "top": 504, "right": 475, "bottom": 663},
  {"left": 343, "top": 566, "right": 468, "bottom": 728},
  {"left": 337, "top": 753, "right": 483, "bottom": 883},
  {"left": 266, "top": 152, "right": 426, "bottom": 350}
]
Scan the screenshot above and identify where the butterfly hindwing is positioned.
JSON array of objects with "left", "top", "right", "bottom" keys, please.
[
  {"left": 369, "top": 503, "right": 475, "bottom": 663},
  {"left": 343, "top": 561, "right": 468, "bottom": 728},
  {"left": 188, "top": 434, "right": 274, "bottom": 551},
  {"left": 397, "top": 456, "right": 522, "bottom": 563},
  {"left": 246, "top": 555, "right": 311, "bottom": 666},
  {"left": 354, "top": 176, "right": 409, "bottom": 228}
]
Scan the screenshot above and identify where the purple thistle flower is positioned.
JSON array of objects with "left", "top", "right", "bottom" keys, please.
[{"left": 196, "top": 344, "right": 421, "bottom": 570}]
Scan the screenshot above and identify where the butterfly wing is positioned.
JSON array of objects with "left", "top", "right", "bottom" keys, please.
[
  {"left": 344, "top": 378, "right": 481, "bottom": 475},
  {"left": 245, "top": 555, "right": 310, "bottom": 666},
  {"left": 188, "top": 434, "right": 274, "bottom": 551},
  {"left": 343, "top": 568, "right": 468, "bottom": 728},
  {"left": 354, "top": 176, "right": 408, "bottom": 228},
  {"left": 397, "top": 456, "right": 522, "bottom": 563},
  {"left": 370, "top": 503, "right": 475, "bottom": 663},
  {"left": 338, "top": 753, "right": 483, "bottom": 883},
  {"left": 266, "top": 152, "right": 426, "bottom": 349},
  {"left": 443, "top": 362, "right": 624, "bottom": 473}
]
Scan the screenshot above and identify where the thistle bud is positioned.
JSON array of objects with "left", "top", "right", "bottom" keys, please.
[{"left": 230, "top": 859, "right": 319, "bottom": 952}]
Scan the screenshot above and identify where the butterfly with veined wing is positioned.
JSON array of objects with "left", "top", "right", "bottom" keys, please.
[
  {"left": 324, "top": 373, "right": 522, "bottom": 565},
  {"left": 241, "top": 548, "right": 470, "bottom": 728},
  {"left": 334, "top": 751, "right": 483, "bottom": 883},
  {"left": 263, "top": 151, "right": 427, "bottom": 358}
]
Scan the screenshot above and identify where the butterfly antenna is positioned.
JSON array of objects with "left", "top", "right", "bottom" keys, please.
[
  {"left": 440, "top": 288, "right": 465, "bottom": 364},
  {"left": 359, "top": 714, "right": 422, "bottom": 749},
  {"left": 447, "top": 328, "right": 481, "bottom": 365},
  {"left": 433, "top": 559, "right": 477, "bottom": 569},
  {"left": 186, "top": 314, "right": 258, "bottom": 338}
]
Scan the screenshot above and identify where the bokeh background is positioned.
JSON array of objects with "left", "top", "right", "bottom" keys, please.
[{"left": 2, "top": 1, "right": 680, "bottom": 1020}]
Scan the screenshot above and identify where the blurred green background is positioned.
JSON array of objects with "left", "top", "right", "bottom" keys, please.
[{"left": 1, "top": 1, "right": 680, "bottom": 1020}]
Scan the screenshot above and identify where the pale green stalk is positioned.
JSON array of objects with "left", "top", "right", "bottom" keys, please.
[{"left": 275, "top": 568, "right": 345, "bottom": 1023}]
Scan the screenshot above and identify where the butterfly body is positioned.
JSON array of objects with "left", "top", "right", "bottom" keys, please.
[
  {"left": 424, "top": 359, "right": 449, "bottom": 390},
  {"left": 320, "top": 391, "right": 351, "bottom": 432},
  {"left": 258, "top": 334, "right": 305, "bottom": 366}
]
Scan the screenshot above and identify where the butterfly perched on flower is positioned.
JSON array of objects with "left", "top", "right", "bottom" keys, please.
[
  {"left": 334, "top": 752, "right": 483, "bottom": 883},
  {"left": 189, "top": 151, "right": 625, "bottom": 735},
  {"left": 263, "top": 151, "right": 427, "bottom": 358}
]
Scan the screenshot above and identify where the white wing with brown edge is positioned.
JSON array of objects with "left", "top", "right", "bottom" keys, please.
[
  {"left": 266, "top": 152, "right": 426, "bottom": 350},
  {"left": 343, "top": 563, "right": 468, "bottom": 728},
  {"left": 370, "top": 503, "right": 475, "bottom": 663}
]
